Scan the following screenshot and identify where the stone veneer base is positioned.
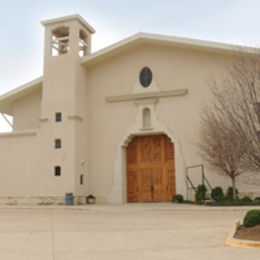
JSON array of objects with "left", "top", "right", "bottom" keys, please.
[{"left": 0, "top": 196, "right": 88, "bottom": 206}]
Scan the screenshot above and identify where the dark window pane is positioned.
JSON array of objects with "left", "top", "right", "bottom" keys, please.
[
  {"left": 140, "top": 67, "right": 152, "bottom": 88},
  {"left": 80, "top": 174, "right": 83, "bottom": 185},
  {"left": 55, "top": 166, "right": 61, "bottom": 176},
  {"left": 56, "top": 112, "right": 62, "bottom": 122},
  {"left": 55, "top": 139, "right": 61, "bottom": 149}
]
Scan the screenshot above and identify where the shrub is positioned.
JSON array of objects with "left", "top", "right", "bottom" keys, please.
[
  {"left": 226, "top": 186, "right": 239, "bottom": 200},
  {"left": 87, "top": 194, "right": 96, "bottom": 199},
  {"left": 243, "top": 210, "right": 260, "bottom": 227},
  {"left": 182, "top": 200, "right": 194, "bottom": 204},
  {"left": 241, "top": 196, "right": 252, "bottom": 203},
  {"left": 211, "top": 187, "right": 224, "bottom": 202},
  {"left": 173, "top": 194, "right": 184, "bottom": 203},
  {"left": 195, "top": 184, "right": 208, "bottom": 202},
  {"left": 254, "top": 197, "right": 260, "bottom": 201},
  {"left": 252, "top": 200, "right": 260, "bottom": 205}
]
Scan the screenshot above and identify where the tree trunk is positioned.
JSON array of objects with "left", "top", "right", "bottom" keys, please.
[{"left": 232, "top": 177, "right": 237, "bottom": 200}]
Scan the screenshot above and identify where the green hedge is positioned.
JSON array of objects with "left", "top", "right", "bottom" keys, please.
[
  {"left": 211, "top": 187, "right": 224, "bottom": 202},
  {"left": 195, "top": 184, "right": 208, "bottom": 202},
  {"left": 173, "top": 194, "right": 184, "bottom": 203},
  {"left": 226, "top": 186, "right": 239, "bottom": 200},
  {"left": 243, "top": 210, "right": 260, "bottom": 227},
  {"left": 204, "top": 199, "right": 260, "bottom": 206}
]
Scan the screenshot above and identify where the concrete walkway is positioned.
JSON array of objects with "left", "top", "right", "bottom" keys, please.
[{"left": 0, "top": 203, "right": 259, "bottom": 260}]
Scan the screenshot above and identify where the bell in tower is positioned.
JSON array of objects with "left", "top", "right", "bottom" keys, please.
[{"left": 52, "top": 26, "right": 70, "bottom": 56}]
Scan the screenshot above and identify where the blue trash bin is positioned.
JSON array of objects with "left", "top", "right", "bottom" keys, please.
[{"left": 65, "top": 193, "right": 73, "bottom": 205}]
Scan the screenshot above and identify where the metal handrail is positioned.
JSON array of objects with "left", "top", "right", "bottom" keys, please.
[
  {"left": 186, "top": 164, "right": 212, "bottom": 200},
  {"left": 187, "top": 176, "right": 196, "bottom": 192},
  {"left": 204, "top": 175, "right": 212, "bottom": 191}
]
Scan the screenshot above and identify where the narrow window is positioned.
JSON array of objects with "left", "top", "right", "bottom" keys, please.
[
  {"left": 55, "top": 166, "right": 61, "bottom": 176},
  {"left": 55, "top": 112, "right": 62, "bottom": 122},
  {"left": 55, "top": 139, "right": 61, "bottom": 149},
  {"left": 80, "top": 174, "right": 84, "bottom": 185},
  {"left": 143, "top": 108, "right": 151, "bottom": 128}
]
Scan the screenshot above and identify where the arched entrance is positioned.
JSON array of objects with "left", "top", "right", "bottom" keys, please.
[{"left": 127, "top": 134, "right": 175, "bottom": 202}]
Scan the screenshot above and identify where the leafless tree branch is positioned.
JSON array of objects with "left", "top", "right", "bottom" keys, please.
[{"left": 197, "top": 46, "right": 260, "bottom": 198}]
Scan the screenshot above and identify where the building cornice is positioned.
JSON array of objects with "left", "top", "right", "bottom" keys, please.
[
  {"left": 0, "top": 130, "right": 39, "bottom": 138},
  {"left": 68, "top": 115, "right": 83, "bottom": 121},
  {"left": 106, "top": 89, "right": 188, "bottom": 103}
]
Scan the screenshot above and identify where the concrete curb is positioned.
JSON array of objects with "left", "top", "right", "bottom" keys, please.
[
  {"left": 0, "top": 204, "right": 260, "bottom": 211},
  {"left": 225, "top": 227, "right": 260, "bottom": 249}
]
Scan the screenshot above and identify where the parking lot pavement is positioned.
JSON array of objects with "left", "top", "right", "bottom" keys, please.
[{"left": 0, "top": 203, "right": 259, "bottom": 260}]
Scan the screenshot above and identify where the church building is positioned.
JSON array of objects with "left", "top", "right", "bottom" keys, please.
[{"left": 0, "top": 14, "right": 259, "bottom": 205}]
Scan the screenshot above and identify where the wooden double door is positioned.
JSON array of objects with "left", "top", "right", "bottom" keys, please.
[{"left": 127, "top": 135, "right": 176, "bottom": 202}]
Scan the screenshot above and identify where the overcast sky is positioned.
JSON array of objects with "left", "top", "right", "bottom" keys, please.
[{"left": 1, "top": 0, "right": 260, "bottom": 131}]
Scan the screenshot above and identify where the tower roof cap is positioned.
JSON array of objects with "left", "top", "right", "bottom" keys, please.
[{"left": 41, "top": 14, "right": 96, "bottom": 34}]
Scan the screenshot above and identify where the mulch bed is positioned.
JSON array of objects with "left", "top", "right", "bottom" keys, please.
[{"left": 234, "top": 225, "right": 260, "bottom": 241}]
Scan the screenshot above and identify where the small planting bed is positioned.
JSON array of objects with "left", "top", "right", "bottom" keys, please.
[
  {"left": 234, "top": 225, "right": 260, "bottom": 241},
  {"left": 225, "top": 210, "right": 260, "bottom": 248}
]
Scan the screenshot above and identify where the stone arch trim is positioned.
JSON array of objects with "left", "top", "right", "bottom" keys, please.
[{"left": 109, "top": 108, "right": 186, "bottom": 203}]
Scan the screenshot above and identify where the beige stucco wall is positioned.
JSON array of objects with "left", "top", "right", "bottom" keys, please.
[
  {"left": 0, "top": 22, "right": 259, "bottom": 204},
  {"left": 0, "top": 131, "right": 41, "bottom": 196},
  {"left": 86, "top": 43, "right": 259, "bottom": 202},
  {"left": 13, "top": 90, "right": 42, "bottom": 131},
  {"left": 0, "top": 128, "right": 83, "bottom": 200},
  {"left": 74, "top": 63, "right": 90, "bottom": 197}
]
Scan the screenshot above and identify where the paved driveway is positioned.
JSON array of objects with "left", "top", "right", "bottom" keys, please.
[{"left": 0, "top": 203, "right": 259, "bottom": 260}]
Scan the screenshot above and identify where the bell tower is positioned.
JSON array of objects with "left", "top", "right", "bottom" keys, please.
[
  {"left": 41, "top": 14, "right": 95, "bottom": 101},
  {"left": 43, "top": 14, "right": 94, "bottom": 58},
  {"left": 39, "top": 15, "right": 95, "bottom": 201}
]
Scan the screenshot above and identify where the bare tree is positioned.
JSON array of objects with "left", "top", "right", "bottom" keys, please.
[
  {"left": 198, "top": 104, "right": 248, "bottom": 199},
  {"left": 197, "top": 47, "right": 260, "bottom": 199}
]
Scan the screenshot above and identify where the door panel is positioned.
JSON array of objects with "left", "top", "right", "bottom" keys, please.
[
  {"left": 140, "top": 137, "right": 151, "bottom": 164},
  {"left": 141, "top": 168, "right": 152, "bottom": 202},
  {"left": 127, "top": 135, "right": 175, "bottom": 202},
  {"left": 152, "top": 168, "right": 164, "bottom": 202},
  {"left": 165, "top": 135, "right": 175, "bottom": 162},
  {"left": 127, "top": 139, "right": 138, "bottom": 165},
  {"left": 165, "top": 168, "right": 176, "bottom": 201},
  {"left": 152, "top": 136, "right": 163, "bottom": 163},
  {"left": 127, "top": 170, "right": 139, "bottom": 202}
]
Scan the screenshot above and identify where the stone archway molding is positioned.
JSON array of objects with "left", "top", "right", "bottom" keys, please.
[{"left": 109, "top": 101, "right": 186, "bottom": 203}]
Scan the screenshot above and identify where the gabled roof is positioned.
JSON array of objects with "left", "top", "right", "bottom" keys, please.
[
  {"left": 0, "top": 77, "right": 43, "bottom": 115},
  {"left": 0, "top": 32, "right": 252, "bottom": 115},
  {"left": 81, "top": 32, "right": 240, "bottom": 67}
]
